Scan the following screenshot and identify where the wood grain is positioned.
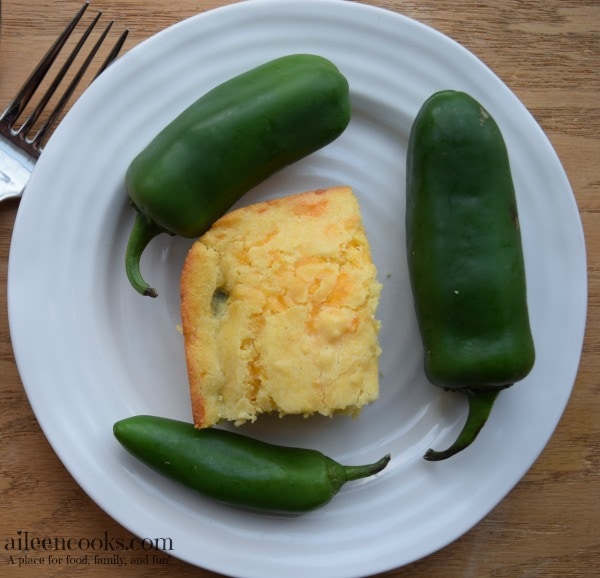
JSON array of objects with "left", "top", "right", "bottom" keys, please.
[{"left": 1, "top": 1, "right": 598, "bottom": 576}]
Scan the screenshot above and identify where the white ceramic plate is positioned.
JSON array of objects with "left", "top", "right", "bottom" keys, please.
[{"left": 8, "top": 1, "right": 587, "bottom": 577}]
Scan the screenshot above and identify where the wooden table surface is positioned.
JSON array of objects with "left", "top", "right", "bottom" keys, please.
[{"left": 0, "top": 1, "right": 598, "bottom": 576}]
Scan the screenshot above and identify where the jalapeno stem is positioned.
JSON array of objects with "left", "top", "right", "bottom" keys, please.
[
  {"left": 343, "top": 454, "right": 391, "bottom": 481},
  {"left": 424, "top": 390, "right": 501, "bottom": 461},
  {"left": 125, "top": 212, "right": 163, "bottom": 298}
]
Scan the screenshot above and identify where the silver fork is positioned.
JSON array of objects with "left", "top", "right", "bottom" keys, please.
[{"left": 0, "top": 2, "right": 128, "bottom": 202}]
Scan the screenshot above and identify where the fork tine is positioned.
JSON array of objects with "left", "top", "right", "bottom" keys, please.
[
  {"left": 0, "top": 2, "right": 89, "bottom": 127},
  {"left": 18, "top": 10, "right": 103, "bottom": 138},
  {"left": 95, "top": 25, "right": 129, "bottom": 79},
  {"left": 32, "top": 23, "right": 129, "bottom": 152},
  {"left": 1, "top": 4, "right": 128, "bottom": 158}
]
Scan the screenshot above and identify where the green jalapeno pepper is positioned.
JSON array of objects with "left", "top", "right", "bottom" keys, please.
[
  {"left": 405, "top": 90, "right": 535, "bottom": 461},
  {"left": 124, "top": 54, "right": 351, "bottom": 297},
  {"left": 113, "top": 415, "right": 390, "bottom": 513}
]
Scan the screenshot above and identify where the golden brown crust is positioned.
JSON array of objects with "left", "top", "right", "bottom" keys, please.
[{"left": 180, "top": 187, "right": 382, "bottom": 428}]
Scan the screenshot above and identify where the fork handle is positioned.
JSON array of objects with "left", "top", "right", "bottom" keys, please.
[{"left": 0, "top": 142, "right": 35, "bottom": 201}]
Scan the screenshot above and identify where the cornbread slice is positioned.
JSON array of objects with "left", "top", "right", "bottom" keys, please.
[{"left": 180, "top": 186, "right": 382, "bottom": 428}]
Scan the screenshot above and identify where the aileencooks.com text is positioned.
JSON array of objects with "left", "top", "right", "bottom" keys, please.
[{"left": 3, "top": 530, "right": 173, "bottom": 554}]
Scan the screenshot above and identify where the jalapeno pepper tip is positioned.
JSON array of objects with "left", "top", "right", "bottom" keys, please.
[
  {"left": 125, "top": 212, "right": 163, "bottom": 298},
  {"left": 424, "top": 390, "right": 500, "bottom": 461}
]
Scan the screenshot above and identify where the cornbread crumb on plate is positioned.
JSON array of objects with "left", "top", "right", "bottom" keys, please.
[{"left": 180, "top": 186, "right": 382, "bottom": 428}]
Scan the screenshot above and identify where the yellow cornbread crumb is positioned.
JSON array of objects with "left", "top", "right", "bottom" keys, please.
[{"left": 180, "top": 186, "right": 382, "bottom": 428}]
